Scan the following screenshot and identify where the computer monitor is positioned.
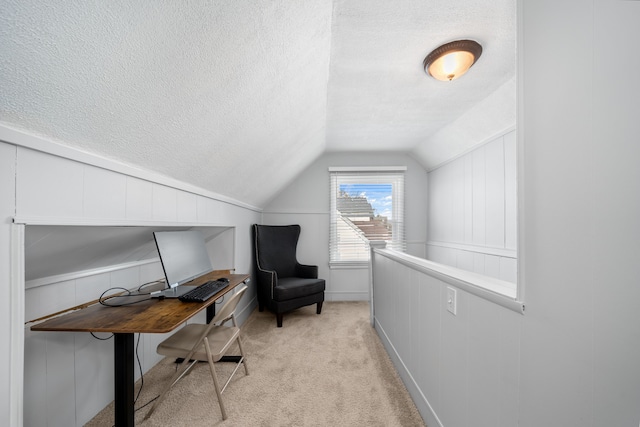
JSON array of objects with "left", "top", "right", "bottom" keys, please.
[{"left": 153, "top": 230, "right": 213, "bottom": 288}]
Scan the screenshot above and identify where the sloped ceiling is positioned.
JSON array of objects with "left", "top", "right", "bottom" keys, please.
[
  {"left": 0, "top": 0, "right": 515, "bottom": 208},
  {"left": 24, "top": 225, "right": 230, "bottom": 282}
]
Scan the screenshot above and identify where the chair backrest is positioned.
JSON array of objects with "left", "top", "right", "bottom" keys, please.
[
  {"left": 211, "top": 285, "right": 248, "bottom": 325},
  {"left": 253, "top": 224, "right": 301, "bottom": 278}
]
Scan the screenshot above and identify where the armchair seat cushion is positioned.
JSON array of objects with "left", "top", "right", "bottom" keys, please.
[{"left": 274, "top": 278, "right": 325, "bottom": 301}]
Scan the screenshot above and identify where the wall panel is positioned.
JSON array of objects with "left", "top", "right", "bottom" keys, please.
[
  {"left": 484, "top": 255, "right": 501, "bottom": 279},
  {"left": 473, "top": 252, "right": 485, "bottom": 275},
  {"left": 440, "top": 281, "right": 469, "bottom": 427},
  {"left": 44, "top": 332, "right": 76, "bottom": 427},
  {"left": 177, "top": 191, "right": 198, "bottom": 223},
  {"left": 419, "top": 273, "right": 442, "bottom": 415},
  {"left": 498, "top": 308, "right": 521, "bottom": 427},
  {"left": 471, "top": 146, "right": 486, "bottom": 245},
  {"left": 23, "top": 329, "right": 46, "bottom": 427},
  {"left": 196, "top": 195, "right": 214, "bottom": 222},
  {"left": 74, "top": 273, "right": 111, "bottom": 307},
  {"left": 9, "top": 142, "right": 262, "bottom": 427},
  {"left": 499, "top": 257, "right": 517, "bottom": 283},
  {"left": 591, "top": 3, "right": 640, "bottom": 425},
  {"left": 519, "top": 2, "right": 640, "bottom": 426},
  {"left": 463, "top": 154, "right": 474, "bottom": 242},
  {"left": 451, "top": 160, "right": 465, "bottom": 244},
  {"left": 24, "top": 279, "right": 76, "bottom": 322},
  {"left": 83, "top": 166, "right": 127, "bottom": 219},
  {"left": 503, "top": 131, "right": 517, "bottom": 250},
  {"left": 75, "top": 332, "right": 114, "bottom": 426},
  {"left": 485, "top": 138, "right": 506, "bottom": 248},
  {"left": 467, "top": 298, "right": 503, "bottom": 427},
  {"left": 427, "top": 130, "right": 517, "bottom": 284},
  {"left": 372, "top": 249, "right": 521, "bottom": 427},
  {"left": 110, "top": 265, "right": 144, "bottom": 292},
  {"left": 17, "top": 149, "right": 85, "bottom": 218},
  {"left": 456, "top": 250, "right": 474, "bottom": 272},
  {"left": 151, "top": 184, "right": 178, "bottom": 222},
  {"left": 125, "top": 177, "right": 153, "bottom": 221}
]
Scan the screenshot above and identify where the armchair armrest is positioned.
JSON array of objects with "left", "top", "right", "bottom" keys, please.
[
  {"left": 295, "top": 263, "right": 318, "bottom": 279},
  {"left": 256, "top": 268, "right": 278, "bottom": 299},
  {"left": 256, "top": 268, "right": 277, "bottom": 285}
]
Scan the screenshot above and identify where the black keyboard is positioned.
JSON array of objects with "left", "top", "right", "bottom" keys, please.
[{"left": 178, "top": 280, "right": 229, "bottom": 302}]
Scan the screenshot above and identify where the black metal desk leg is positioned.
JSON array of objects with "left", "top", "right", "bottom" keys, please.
[
  {"left": 206, "top": 303, "right": 215, "bottom": 323},
  {"left": 114, "top": 333, "right": 135, "bottom": 427}
]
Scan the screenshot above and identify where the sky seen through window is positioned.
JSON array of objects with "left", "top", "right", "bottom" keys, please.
[{"left": 339, "top": 184, "right": 393, "bottom": 219}]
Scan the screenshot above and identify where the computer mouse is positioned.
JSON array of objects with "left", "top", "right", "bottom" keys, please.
[{"left": 218, "top": 277, "right": 229, "bottom": 283}]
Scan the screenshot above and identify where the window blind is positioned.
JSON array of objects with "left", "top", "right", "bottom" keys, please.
[{"left": 329, "top": 167, "right": 406, "bottom": 266}]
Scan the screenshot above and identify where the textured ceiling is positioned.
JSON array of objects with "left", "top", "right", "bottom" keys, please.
[
  {"left": 326, "top": 0, "right": 516, "bottom": 157},
  {"left": 0, "top": 0, "right": 515, "bottom": 208}
]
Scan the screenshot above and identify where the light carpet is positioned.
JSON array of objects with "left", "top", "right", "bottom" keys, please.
[{"left": 86, "top": 301, "right": 425, "bottom": 426}]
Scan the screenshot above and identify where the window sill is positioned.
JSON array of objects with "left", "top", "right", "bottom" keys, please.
[{"left": 329, "top": 261, "right": 370, "bottom": 270}]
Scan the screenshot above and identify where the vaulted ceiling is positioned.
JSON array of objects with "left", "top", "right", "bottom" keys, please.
[{"left": 1, "top": 0, "right": 516, "bottom": 208}]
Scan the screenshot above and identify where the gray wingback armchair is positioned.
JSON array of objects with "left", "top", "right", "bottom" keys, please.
[{"left": 252, "top": 224, "right": 325, "bottom": 327}]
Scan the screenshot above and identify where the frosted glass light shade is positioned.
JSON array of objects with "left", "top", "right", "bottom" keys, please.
[{"left": 423, "top": 40, "right": 482, "bottom": 81}]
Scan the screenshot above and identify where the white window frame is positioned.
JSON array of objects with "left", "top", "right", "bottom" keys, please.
[{"left": 329, "top": 166, "right": 406, "bottom": 268}]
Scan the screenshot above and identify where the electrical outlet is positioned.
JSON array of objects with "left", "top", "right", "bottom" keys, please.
[{"left": 447, "top": 287, "right": 457, "bottom": 315}]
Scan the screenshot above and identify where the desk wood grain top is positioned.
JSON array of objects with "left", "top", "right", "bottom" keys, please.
[{"left": 31, "top": 272, "right": 250, "bottom": 334}]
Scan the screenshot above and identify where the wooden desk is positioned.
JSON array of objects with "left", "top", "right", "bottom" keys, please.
[{"left": 31, "top": 272, "right": 250, "bottom": 427}]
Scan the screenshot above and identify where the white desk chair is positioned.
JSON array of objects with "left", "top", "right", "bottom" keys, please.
[{"left": 144, "top": 285, "right": 249, "bottom": 421}]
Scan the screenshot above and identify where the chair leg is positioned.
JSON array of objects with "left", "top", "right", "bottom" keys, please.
[
  {"left": 236, "top": 336, "right": 249, "bottom": 376},
  {"left": 144, "top": 358, "right": 198, "bottom": 420},
  {"left": 276, "top": 313, "right": 283, "bottom": 327},
  {"left": 204, "top": 337, "right": 227, "bottom": 420},
  {"left": 317, "top": 301, "right": 323, "bottom": 314}
]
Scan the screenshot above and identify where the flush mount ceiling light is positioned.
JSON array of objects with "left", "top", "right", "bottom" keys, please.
[{"left": 423, "top": 39, "right": 483, "bottom": 82}]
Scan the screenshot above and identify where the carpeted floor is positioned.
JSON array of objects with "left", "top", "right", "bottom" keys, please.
[{"left": 86, "top": 301, "right": 425, "bottom": 426}]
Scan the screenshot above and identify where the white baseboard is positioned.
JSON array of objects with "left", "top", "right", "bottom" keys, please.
[{"left": 374, "top": 316, "right": 443, "bottom": 427}]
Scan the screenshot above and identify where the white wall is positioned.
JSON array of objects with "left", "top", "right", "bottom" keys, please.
[
  {"left": 372, "top": 249, "right": 521, "bottom": 427},
  {"left": 518, "top": 1, "right": 640, "bottom": 425},
  {"left": 4, "top": 2, "right": 640, "bottom": 427},
  {"left": 23, "top": 261, "right": 169, "bottom": 427},
  {"left": 371, "top": 2, "right": 640, "bottom": 427},
  {"left": 263, "top": 151, "right": 428, "bottom": 301},
  {"left": 0, "top": 129, "right": 262, "bottom": 427},
  {"left": 427, "top": 130, "right": 517, "bottom": 283}
]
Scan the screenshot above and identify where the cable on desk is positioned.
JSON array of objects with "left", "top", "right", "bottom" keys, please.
[
  {"left": 98, "top": 287, "right": 152, "bottom": 307},
  {"left": 137, "top": 279, "right": 165, "bottom": 292}
]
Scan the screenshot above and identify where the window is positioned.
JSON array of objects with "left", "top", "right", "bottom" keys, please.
[{"left": 329, "top": 167, "right": 406, "bottom": 267}]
